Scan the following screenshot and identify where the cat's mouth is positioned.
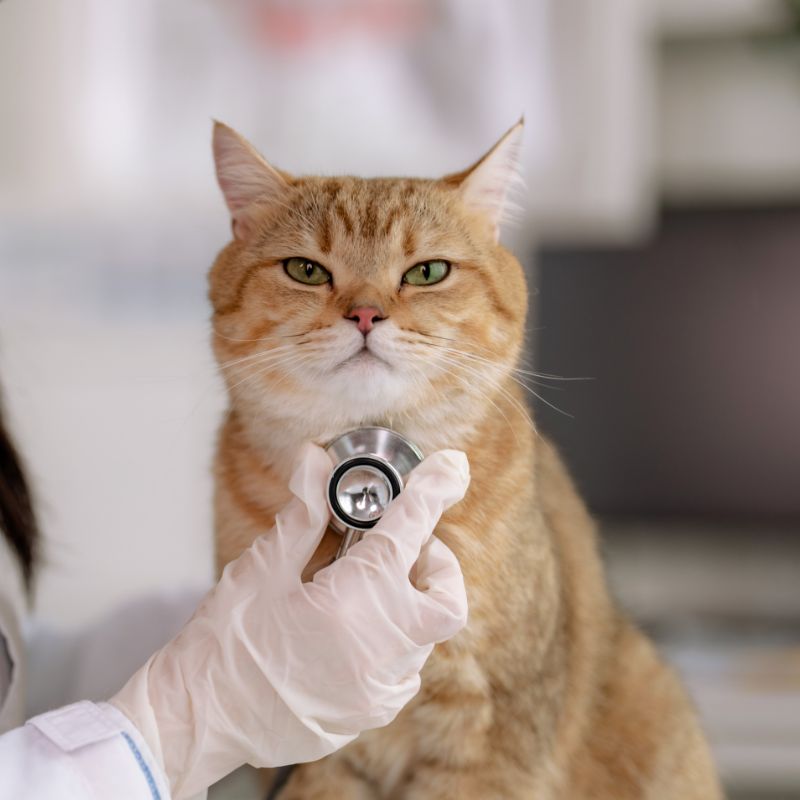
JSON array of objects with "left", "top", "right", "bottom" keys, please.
[{"left": 337, "top": 346, "right": 391, "bottom": 371}]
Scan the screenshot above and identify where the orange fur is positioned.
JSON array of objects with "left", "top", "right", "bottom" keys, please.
[{"left": 208, "top": 123, "right": 722, "bottom": 799}]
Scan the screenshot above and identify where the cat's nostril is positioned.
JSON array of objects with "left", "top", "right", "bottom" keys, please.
[{"left": 346, "top": 306, "right": 385, "bottom": 335}]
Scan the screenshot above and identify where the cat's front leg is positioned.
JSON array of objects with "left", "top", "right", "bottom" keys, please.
[{"left": 275, "top": 756, "right": 378, "bottom": 800}]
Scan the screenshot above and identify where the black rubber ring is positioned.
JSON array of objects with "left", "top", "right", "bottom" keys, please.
[{"left": 328, "top": 456, "right": 401, "bottom": 530}]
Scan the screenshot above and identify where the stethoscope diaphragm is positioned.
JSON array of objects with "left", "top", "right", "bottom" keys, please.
[{"left": 325, "top": 427, "right": 423, "bottom": 558}]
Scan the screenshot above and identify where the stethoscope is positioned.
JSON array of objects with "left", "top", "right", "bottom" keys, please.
[
  {"left": 325, "top": 427, "right": 423, "bottom": 558},
  {"left": 262, "top": 429, "right": 423, "bottom": 800}
]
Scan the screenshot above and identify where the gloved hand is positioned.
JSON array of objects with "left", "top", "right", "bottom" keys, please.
[{"left": 111, "top": 443, "right": 470, "bottom": 799}]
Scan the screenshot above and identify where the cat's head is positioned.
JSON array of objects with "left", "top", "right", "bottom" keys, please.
[{"left": 209, "top": 121, "right": 528, "bottom": 450}]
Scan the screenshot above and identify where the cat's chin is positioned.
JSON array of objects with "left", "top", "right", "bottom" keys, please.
[{"left": 325, "top": 369, "right": 409, "bottom": 422}]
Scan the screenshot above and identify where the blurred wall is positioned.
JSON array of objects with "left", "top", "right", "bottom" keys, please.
[
  {"left": 537, "top": 206, "right": 800, "bottom": 516},
  {"left": 0, "top": 0, "right": 656, "bottom": 628}
]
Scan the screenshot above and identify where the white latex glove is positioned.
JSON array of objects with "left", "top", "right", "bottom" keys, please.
[{"left": 111, "top": 443, "right": 469, "bottom": 799}]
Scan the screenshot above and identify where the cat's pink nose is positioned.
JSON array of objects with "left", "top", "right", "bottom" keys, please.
[{"left": 346, "top": 306, "right": 384, "bottom": 335}]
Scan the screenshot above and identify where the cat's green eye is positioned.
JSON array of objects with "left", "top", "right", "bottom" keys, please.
[
  {"left": 403, "top": 260, "right": 450, "bottom": 287},
  {"left": 284, "top": 257, "right": 331, "bottom": 286}
]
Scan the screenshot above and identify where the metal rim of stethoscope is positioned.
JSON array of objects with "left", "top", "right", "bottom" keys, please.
[{"left": 327, "top": 454, "right": 403, "bottom": 530}]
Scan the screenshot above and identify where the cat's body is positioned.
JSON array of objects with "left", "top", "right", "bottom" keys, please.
[{"left": 209, "top": 122, "right": 721, "bottom": 799}]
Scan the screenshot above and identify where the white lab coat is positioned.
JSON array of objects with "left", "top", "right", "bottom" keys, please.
[
  {"left": 0, "top": 701, "right": 171, "bottom": 799},
  {"left": 0, "top": 539, "right": 172, "bottom": 799}
]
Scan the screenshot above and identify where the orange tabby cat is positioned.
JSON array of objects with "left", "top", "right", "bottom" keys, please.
[{"left": 208, "top": 120, "right": 722, "bottom": 799}]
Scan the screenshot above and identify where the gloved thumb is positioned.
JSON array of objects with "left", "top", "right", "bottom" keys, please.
[
  {"left": 270, "top": 442, "right": 333, "bottom": 575},
  {"left": 357, "top": 449, "right": 470, "bottom": 575},
  {"left": 408, "top": 535, "right": 469, "bottom": 643}
]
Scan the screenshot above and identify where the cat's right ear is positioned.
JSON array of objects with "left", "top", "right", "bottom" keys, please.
[{"left": 212, "top": 121, "right": 292, "bottom": 241}]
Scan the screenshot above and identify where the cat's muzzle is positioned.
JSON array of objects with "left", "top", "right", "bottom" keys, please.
[{"left": 326, "top": 427, "right": 423, "bottom": 558}]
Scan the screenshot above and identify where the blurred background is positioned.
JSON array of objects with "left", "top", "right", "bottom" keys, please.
[{"left": 0, "top": 1, "right": 798, "bottom": 797}]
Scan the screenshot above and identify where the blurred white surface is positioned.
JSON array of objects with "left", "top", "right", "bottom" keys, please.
[
  {"left": 0, "top": 310, "right": 221, "bottom": 629},
  {"left": 0, "top": 0, "right": 660, "bottom": 247},
  {"left": 659, "top": 41, "right": 800, "bottom": 202}
]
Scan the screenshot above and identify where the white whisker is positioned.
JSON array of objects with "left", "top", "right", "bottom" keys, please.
[
  {"left": 422, "top": 350, "right": 534, "bottom": 441},
  {"left": 423, "top": 343, "right": 573, "bottom": 416},
  {"left": 413, "top": 331, "right": 591, "bottom": 383},
  {"left": 224, "top": 351, "right": 314, "bottom": 397},
  {"left": 404, "top": 335, "right": 574, "bottom": 418},
  {"left": 438, "top": 354, "right": 536, "bottom": 432},
  {"left": 218, "top": 343, "right": 308, "bottom": 373}
]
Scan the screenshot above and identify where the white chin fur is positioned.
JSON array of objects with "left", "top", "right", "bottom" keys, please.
[
  {"left": 323, "top": 356, "right": 412, "bottom": 421},
  {"left": 300, "top": 321, "right": 416, "bottom": 423}
]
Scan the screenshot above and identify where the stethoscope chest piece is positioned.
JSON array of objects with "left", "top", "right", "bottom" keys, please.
[{"left": 325, "top": 427, "right": 423, "bottom": 558}]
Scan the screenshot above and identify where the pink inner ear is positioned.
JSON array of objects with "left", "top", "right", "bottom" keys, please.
[
  {"left": 212, "top": 122, "right": 290, "bottom": 223},
  {"left": 218, "top": 177, "right": 249, "bottom": 213},
  {"left": 216, "top": 163, "right": 277, "bottom": 214},
  {"left": 229, "top": 205, "right": 262, "bottom": 242},
  {"left": 457, "top": 122, "right": 523, "bottom": 239}
]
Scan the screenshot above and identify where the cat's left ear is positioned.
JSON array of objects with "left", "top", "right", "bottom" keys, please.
[
  {"left": 212, "top": 121, "right": 293, "bottom": 241},
  {"left": 441, "top": 119, "right": 524, "bottom": 242}
]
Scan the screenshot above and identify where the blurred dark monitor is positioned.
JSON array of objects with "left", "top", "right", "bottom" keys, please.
[{"left": 533, "top": 206, "right": 800, "bottom": 518}]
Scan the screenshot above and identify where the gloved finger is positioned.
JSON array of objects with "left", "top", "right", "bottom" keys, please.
[
  {"left": 405, "top": 535, "right": 469, "bottom": 643},
  {"left": 355, "top": 668, "right": 426, "bottom": 732},
  {"left": 356, "top": 450, "right": 470, "bottom": 576},
  {"left": 272, "top": 442, "right": 334, "bottom": 573}
]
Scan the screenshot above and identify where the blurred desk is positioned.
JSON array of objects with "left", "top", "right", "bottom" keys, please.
[{"left": 603, "top": 518, "right": 800, "bottom": 797}]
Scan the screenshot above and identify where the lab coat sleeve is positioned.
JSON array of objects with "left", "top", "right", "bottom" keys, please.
[{"left": 0, "top": 700, "right": 172, "bottom": 799}]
